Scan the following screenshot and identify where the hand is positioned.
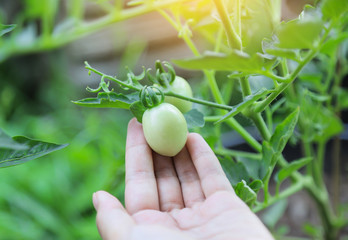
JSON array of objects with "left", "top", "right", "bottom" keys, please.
[{"left": 93, "top": 118, "right": 274, "bottom": 240}]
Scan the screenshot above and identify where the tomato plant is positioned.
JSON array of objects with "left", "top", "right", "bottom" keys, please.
[
  {"left": 1, "top": 0, "right": 348, "bottom": 239},
  {"left": 71, "top": 1, "right": 348, "bottom": 238}
]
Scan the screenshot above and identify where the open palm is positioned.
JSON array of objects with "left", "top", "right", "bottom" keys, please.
[{"left": 93, "top": 119, "right": 274, "bottom": 240}]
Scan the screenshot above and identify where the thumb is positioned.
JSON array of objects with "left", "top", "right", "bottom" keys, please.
[{"left": 93, "top": 191, "right": 134, "bottom": 240}]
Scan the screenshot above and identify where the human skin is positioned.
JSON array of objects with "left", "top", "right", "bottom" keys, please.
[{"left": 93, "top": 118, "right": 274, "bottom": 240}]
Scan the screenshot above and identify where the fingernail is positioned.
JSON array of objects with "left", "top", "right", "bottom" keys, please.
[{"left": 92, "top": 192, "right": 98, "bottom": 210}]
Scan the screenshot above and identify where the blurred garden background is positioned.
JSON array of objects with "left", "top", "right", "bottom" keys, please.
[
  {"left": 0, "top": 1, "right": 196, "bottom": 239},
  {"left": 0, "top": 0, "right": 347, "bottom": 239}
]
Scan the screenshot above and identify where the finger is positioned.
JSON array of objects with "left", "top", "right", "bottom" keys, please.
[
  {"left": 93, "top": 191, "right": 134, "bottom": 240},
  {"left": 125, "top": 118, "right": 159, "bottom": 214},
  {"left": 173, "top": 145, "right": 205, "bottom": 207},
  {"left": 187, "top": 133, "right": 233, "bottom": 197},
  {"left": 153, "top": 153, "right": 184, "bottom": 211}
]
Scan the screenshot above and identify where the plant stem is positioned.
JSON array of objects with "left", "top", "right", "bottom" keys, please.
[
  {"left": 166, "top": 91, "right": 233, "bottom": 111},
  {"left": 306, "top": 184, "right": 338, "bottom": 240},
  {"left": 235, "top": 0, "right": 241, "bottom": 37},
  {"left": 253, "top": 177, "right": 310, "bottom": 212},
  {"left": 204, "top": 70, "right": 262, "bottom": 152},
  {"left": 279, "top": 148, "right": 339, "bottom": 239},
  {"left": 226, "top": 118, "right": 262, "bottom": 152},
  {"left": 255, "top": 49, "right": 317, "bottom": 113},
  {"left": 161, "top": 11, "right": 262, "bottom": 152},
  {"left": 212, "top": 0, "right": 242, "bottom": 50},
  {"left": 86, "top": 61, "right": 238, "bottom": 111},
  {"left": 329, "top": 44, "right": 346, "bottom": 214},
  {"left": 214, "top": 25, "right": 225, "bottom": 52},
  {"left": 332, "top": 136, "right": 341, "bottom": 214},
  {"left": 317, "top": 140, "right": 326, "bottom": 180},
  {"left": 255, "top": 24, "right": 332, "bottom": 113},
  {"left": 85, "top": 63, "right": 141, "bottom": 91},
  {"left": 239, "top": 76, "right": 252, "bottom": 97},
  {"left": 0, "top": 0, "right": 190, "bottom": 62},
  {"left": 265, "top": 106, "right": 273, "bottom": 132},
  {"left": 204, "top": 115, "right": 225, "bottom": 122},
  {"left": 215, "top": 148, "right": 262, "bottom": 160},
  {"left": 263, "top": 170, "right": 272, "bottom": 204},
  {"left": 239, "top": 76, "right": 271, "bottom": 142},
  {"left": 251, "top": 113, "right": 271, "bottom": 141}
]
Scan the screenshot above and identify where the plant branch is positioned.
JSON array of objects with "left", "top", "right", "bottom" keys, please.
[
  {"left": 253, "top": 176, "right": 310, "bottom": 212},
  {"left": 215, "top": 147, "right": 262, "bottom": 160},
  {"left": 254, "top": 49, "right": 318, "bottom": 113},
  {"left": 212, "top": 0, "right": 242, "bottom": 50},
  {"left": 239, "top": 76, "right": 271, "bottom": 142},
  {"left": 254, "top": 25, "right": 332, "bottom": 113},
  {"left": 161, "top": 10, "right": 262, "bottom": 152},
  {"left": 239, "top": 76, "right": 252, "bottom": 97},
  {"left": 250, "top": 113, "right": 271, "bottom": 141},
  {"left": 85, "top": 62, "right": 141, "bottom": 91},
  {"left": 0, "top": 0, "right": 191, "bottom": 62},
  {"left": 165, "top": 91, "right": 233, "bottom": 111}
]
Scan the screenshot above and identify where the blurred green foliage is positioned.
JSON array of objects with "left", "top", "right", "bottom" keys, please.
[{"left": 0, "top": 51, "right": 131, "bottom": 239}]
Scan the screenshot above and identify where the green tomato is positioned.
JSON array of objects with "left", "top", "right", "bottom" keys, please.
[
  {"left": 165, "top": 76, "right": 193, "bottom": 113},
  {"left": 142, "top": 103, "right": 188, "bottom": 157}
]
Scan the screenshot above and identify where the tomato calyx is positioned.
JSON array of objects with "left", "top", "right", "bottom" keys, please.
[
  {"left": 155, "top": 60, "right": 176, "bottom": 86},
  {"left": 146, "top": 60, "right": 176, "bottom": 88},
  {"left": 139, "top": 86, "right": 165, "bottom": 109}
]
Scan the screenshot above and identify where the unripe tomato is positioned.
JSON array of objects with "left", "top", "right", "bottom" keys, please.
[
  {"left": 165, "top": 76, "right": 193, "bottom": 113},
  {"left": 142, "top": 103, "right": 188, "bottom": 157}
]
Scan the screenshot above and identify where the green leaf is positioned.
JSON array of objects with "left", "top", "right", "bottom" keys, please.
[
  {"left": 249, "top": 179, "right": 264, "bottom": 193},
  {"left": 275, "top": 157, "right": 312, "bottom": 183},
  {"left": 0, "top": 129, "right": 28, "bottom": 150},
  {"left": 261, "top": 199, "right": 288, "bottom": 229},
  {"left": 222, "top": 160, "right": 250, "bottom": 186},
  {"left": 236, "top": 156, "right": 264, "bottom": 180},
  {"left": 234, "top": 180, "right": 257, "bottom": 207},
  {"left": 303, "top": 222, "right": 322, "bottom": 238},
  {"left": 338, "top": 88, "right": 348, "bottom": 110},
  {"left": 270, "top": 107, "right": 300, "bottom": 153},
  {"left": 0, "top": 24, "right": 16, "bottom": 37},
  {"left": 72, "top": 92, "right": 136, "bottom": 108},
  {"left": 263, "top": 38, "right": 301, "bottom": 61},
  {"left": 299, "top": 73, "right": 323, "bottom": 91},
  {"left": 260, "top": 141, "right": 278, "bottom": 179},
  {"left": 265, "top": 48, "right": 300, "bottom": 61},
  {"left": 184, "top": 109, "right": 205, "bottom": 129},
  {"left": 129, "top": 101, "right": 147, "bottom": 123},
  {"left": 260, "top": 141, "right": 273, "bottom": 172},
  {"left": 215, "top": 88, "right": 269, "bottom": 124},
  {"left": 312, "top": 108, "right": 343, "bottom": 142},
  {"left": 321, "top": 0, "right": 348, "bottom": 20},
  {"left": 275, "top": 7, "right": 323, "bottom": 49},
  {"left": 173, "top": 51, "right": 265, "bottom": 73},
  {"left": 320, "top": 32, "right": 348, "bottom": 57},
  {"left": 0, "top": 136, "right": 68, "bottom": 168},
  {"left": 260, "top": 108, "right": 300, "bottom": 176}
]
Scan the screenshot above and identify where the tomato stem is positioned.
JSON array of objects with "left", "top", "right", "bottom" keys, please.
[
  {"left": 212, "top": 0, "right": 242, "bottom": 50},
  {"left": 85, "top": 62, "right": 141, "bottom": 91},
  {"left": 165, "top": 91, "right": 232, "bottom": 111}
]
